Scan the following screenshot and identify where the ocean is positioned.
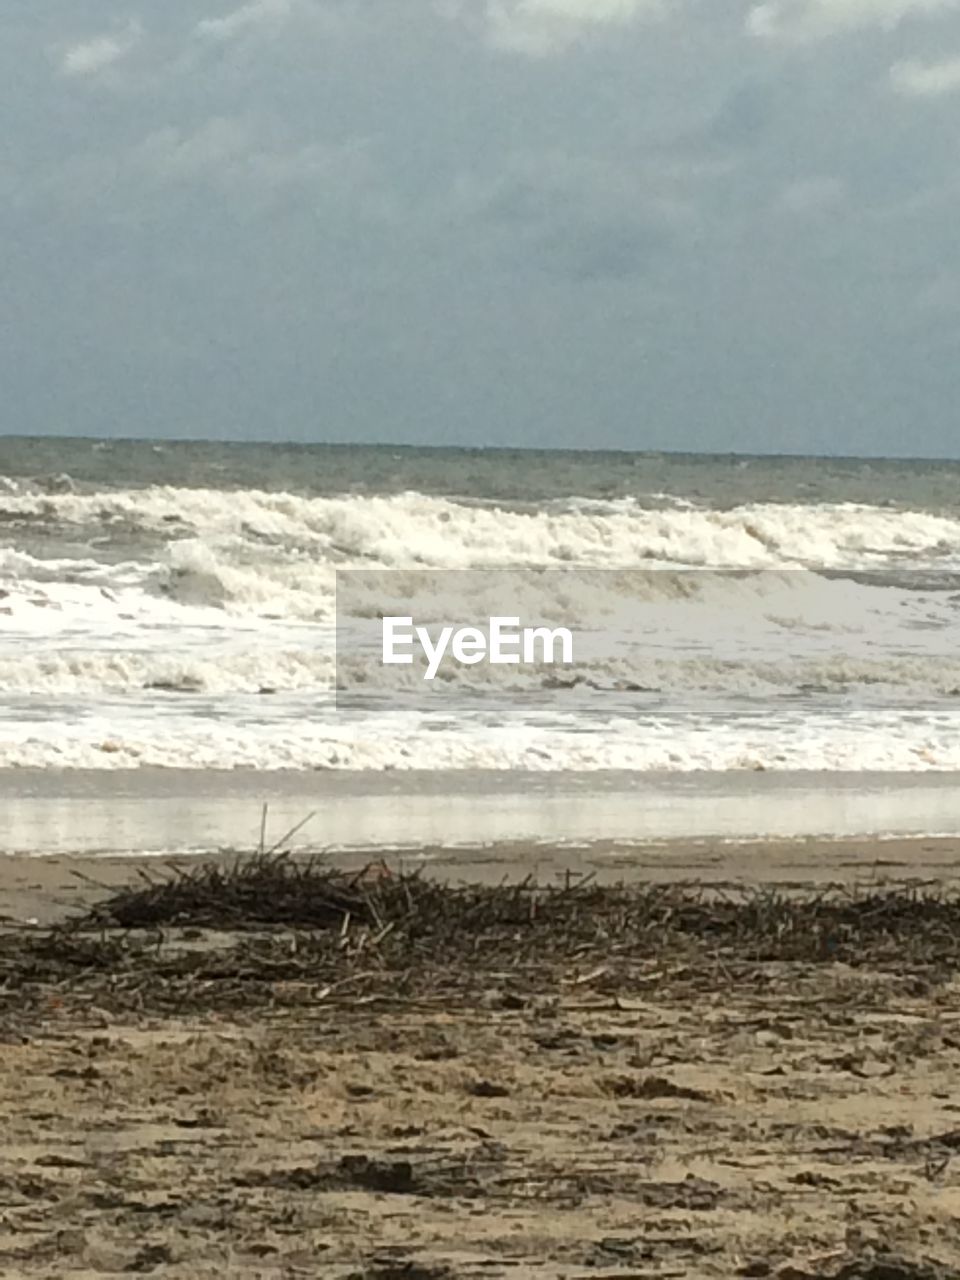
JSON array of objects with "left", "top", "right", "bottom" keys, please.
[{"left": 3, "top": 436, "right": 960, "bottom": 782}]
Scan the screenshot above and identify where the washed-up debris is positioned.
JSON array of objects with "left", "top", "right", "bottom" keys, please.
[{"left": 1, "top": 859, "right": 959, "bottom": 1018}]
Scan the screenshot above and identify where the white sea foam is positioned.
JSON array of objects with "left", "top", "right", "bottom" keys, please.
[
  {"left": 4, "top": 483, "right": 960, "bottom": 771},
  {"left": 11, "top": 486, "right": 960, "bottom": 629},
  {"left": 0, "top": 703, "right": 956, "bottom": 771},
  {"left": 3, "top": 485, "right": 960, "bottom": 576}
]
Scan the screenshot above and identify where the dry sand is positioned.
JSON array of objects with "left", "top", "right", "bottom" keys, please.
[{"left": 1, "top": 843, "right": 960, "bottom": 1279}]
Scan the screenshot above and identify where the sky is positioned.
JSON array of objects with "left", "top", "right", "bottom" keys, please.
[{"left": 4, "top": 0, "right": 960, "bottom": 457}]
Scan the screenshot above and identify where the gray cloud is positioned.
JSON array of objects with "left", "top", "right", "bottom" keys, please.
[
  {"left": 890, "top": 52, "right": 960, "bottom": 92},
  {"left": 195, "top": 0, "right": 295, "bottom": 42},
  {"left": 454, "top": 150, "right": 693, "bottom": 280},
  {"left": 479, "top": 0, "right": 672, "bottom": 56},
  {"left": 747, "top": 0, "right": 960, "bottom": 41},
  {"left": 59, "top": 26, "right": 141, "bottom": 77},
  {"left": 3, "top": 0, "right": 960, "bottom": 455}
]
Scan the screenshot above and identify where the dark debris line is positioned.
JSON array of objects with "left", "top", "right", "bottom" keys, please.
[{"left": 1, "top": 856, "right": 959, "bottom": 1016}]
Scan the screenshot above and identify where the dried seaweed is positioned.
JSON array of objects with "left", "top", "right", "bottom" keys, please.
[
  {"left": 2, "top": 861, "right": 960, "bottom": 1019},
  {"left": 71, "top": 858, "right": 960, "bottom": 967},
  {"left": 77, "top": 853, "right": 365, "bottom": 930}
]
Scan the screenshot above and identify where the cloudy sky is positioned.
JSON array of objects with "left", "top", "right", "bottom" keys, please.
[{"left": 5, "top": 0, "right": 960, "bottom": 456}]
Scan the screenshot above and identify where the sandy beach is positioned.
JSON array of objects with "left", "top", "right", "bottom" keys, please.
[
  {"left": 1, "top": 846, "right": 959, "bottom": 1279},
  {"left": 12, "top": 0, "right": 960, "bottom": 1267}
]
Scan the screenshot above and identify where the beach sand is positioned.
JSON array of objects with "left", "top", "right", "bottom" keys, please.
[{"left": 1, "top": 844, "right": 959, "bottom": 1279}]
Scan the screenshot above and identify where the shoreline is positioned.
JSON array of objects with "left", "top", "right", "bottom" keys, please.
[{"left": 4, "top": 768, "right": 960, "bottom": 855}]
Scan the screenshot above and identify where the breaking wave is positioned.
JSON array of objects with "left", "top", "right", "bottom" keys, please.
[
  {"left": 1, "top": 485, "right": 960, "bottom": 571},
  {"left": 4, "top": 481, "right": 960, "bottom": 771}
]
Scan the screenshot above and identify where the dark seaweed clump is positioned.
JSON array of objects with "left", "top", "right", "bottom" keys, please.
[{"left": 1, "top": 856, "right": 958, "bottom": 1017}]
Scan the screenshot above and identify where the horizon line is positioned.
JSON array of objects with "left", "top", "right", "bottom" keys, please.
[{"left": 0, "top": 431, "right": 958, "bottom": 468}]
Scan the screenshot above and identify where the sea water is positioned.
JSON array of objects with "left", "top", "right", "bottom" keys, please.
[{"left": 3, "top": 438, "right": 960, "bottom": 777}]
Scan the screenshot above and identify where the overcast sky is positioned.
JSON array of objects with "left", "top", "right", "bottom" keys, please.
[{"left": 5, "top": 0, "right": 960, "bottom": 456}]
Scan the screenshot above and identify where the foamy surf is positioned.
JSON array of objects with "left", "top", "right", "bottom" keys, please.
[{"left": 3, "top": 441, "right": 960, "bottom": 772}]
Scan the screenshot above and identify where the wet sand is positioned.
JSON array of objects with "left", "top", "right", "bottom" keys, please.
[
  {"left": 5, "top": 768, "right": 960, "bottom": 855},
  {"left": 2, "top": 849, "right": 960, "bottom": 1278}
]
